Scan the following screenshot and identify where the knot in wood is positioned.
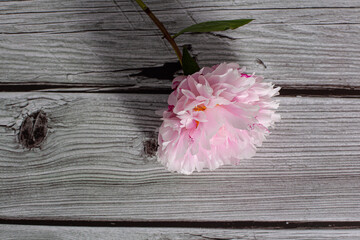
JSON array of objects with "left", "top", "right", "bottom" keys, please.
[
  {"left": 18, "top": 110, "right": 48, "bottom": 149},
  {"left": 143, "top": 138, "right": 158, "bottom": 157}
]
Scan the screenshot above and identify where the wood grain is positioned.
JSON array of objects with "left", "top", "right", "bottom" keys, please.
[
  {"left": 0, "top": 93, "right": 360, "bottom": 221},
  {"left": 1, "top": 0, "right": 359, "bottom": 90},
  {"left": 1, "top": 225, "right": 360, "bottom": 240}
]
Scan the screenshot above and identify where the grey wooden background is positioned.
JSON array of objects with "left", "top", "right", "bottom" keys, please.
[{"left": 1, "top": 0, "right": 360, "bottom": 239}]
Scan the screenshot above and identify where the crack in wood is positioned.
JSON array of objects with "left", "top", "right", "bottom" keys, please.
[{"left": 130, "top": 61, "right": 182, "bottom": 80}]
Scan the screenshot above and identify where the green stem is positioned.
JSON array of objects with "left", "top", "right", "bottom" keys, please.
[{"left": 134, "top": 0, "right": 183, "bottom": 65}]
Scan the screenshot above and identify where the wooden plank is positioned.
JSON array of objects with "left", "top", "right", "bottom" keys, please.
[
  {"left": 0, "top": 93, "right": 360, "bottom": 221},
  {"left": 2, "top": 225, "right": 360, "bottom": 240},
  {"left": 1, "top": 0, "right": 359, "bottom": 90}
]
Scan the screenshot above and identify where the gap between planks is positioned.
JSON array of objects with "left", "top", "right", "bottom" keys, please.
[
  {"left": 3, "top": 219, "right": 360, "bottom": 229},
  {"left": 1, "top": 85, "right": 360, "bottom": 98}
]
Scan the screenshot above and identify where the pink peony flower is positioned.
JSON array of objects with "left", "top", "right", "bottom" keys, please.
[{"left": 157, "top": 63, "right": 280, "bottom": 174}]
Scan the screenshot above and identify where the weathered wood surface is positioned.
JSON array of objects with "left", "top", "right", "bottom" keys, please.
[
  {"left": 2, "top": 225, "right": 360, "bottom": 240},
  {"left": 1, "top": 0, "right": 359, "bottom": 90},
  {"left": 1, "top": 93, "right": 359, "bottom": 221},
  {"left": 1, "top": 0, "right": 360, "bottom": 235}
]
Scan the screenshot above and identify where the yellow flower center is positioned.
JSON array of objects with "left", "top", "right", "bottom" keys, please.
[
  {"left": 193, "top": 104, "right": 207, "bottom": 128},
  {"left": 193, "top": 104, "right": 207, "bottom": 111}
]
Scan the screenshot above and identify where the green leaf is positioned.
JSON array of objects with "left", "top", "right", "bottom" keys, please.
[
  {"left": 182, "top": 47, "right": 200, "bottom": 75},
  {"left": 173, "top": 19, "right": 254, "bottom": 39}
]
